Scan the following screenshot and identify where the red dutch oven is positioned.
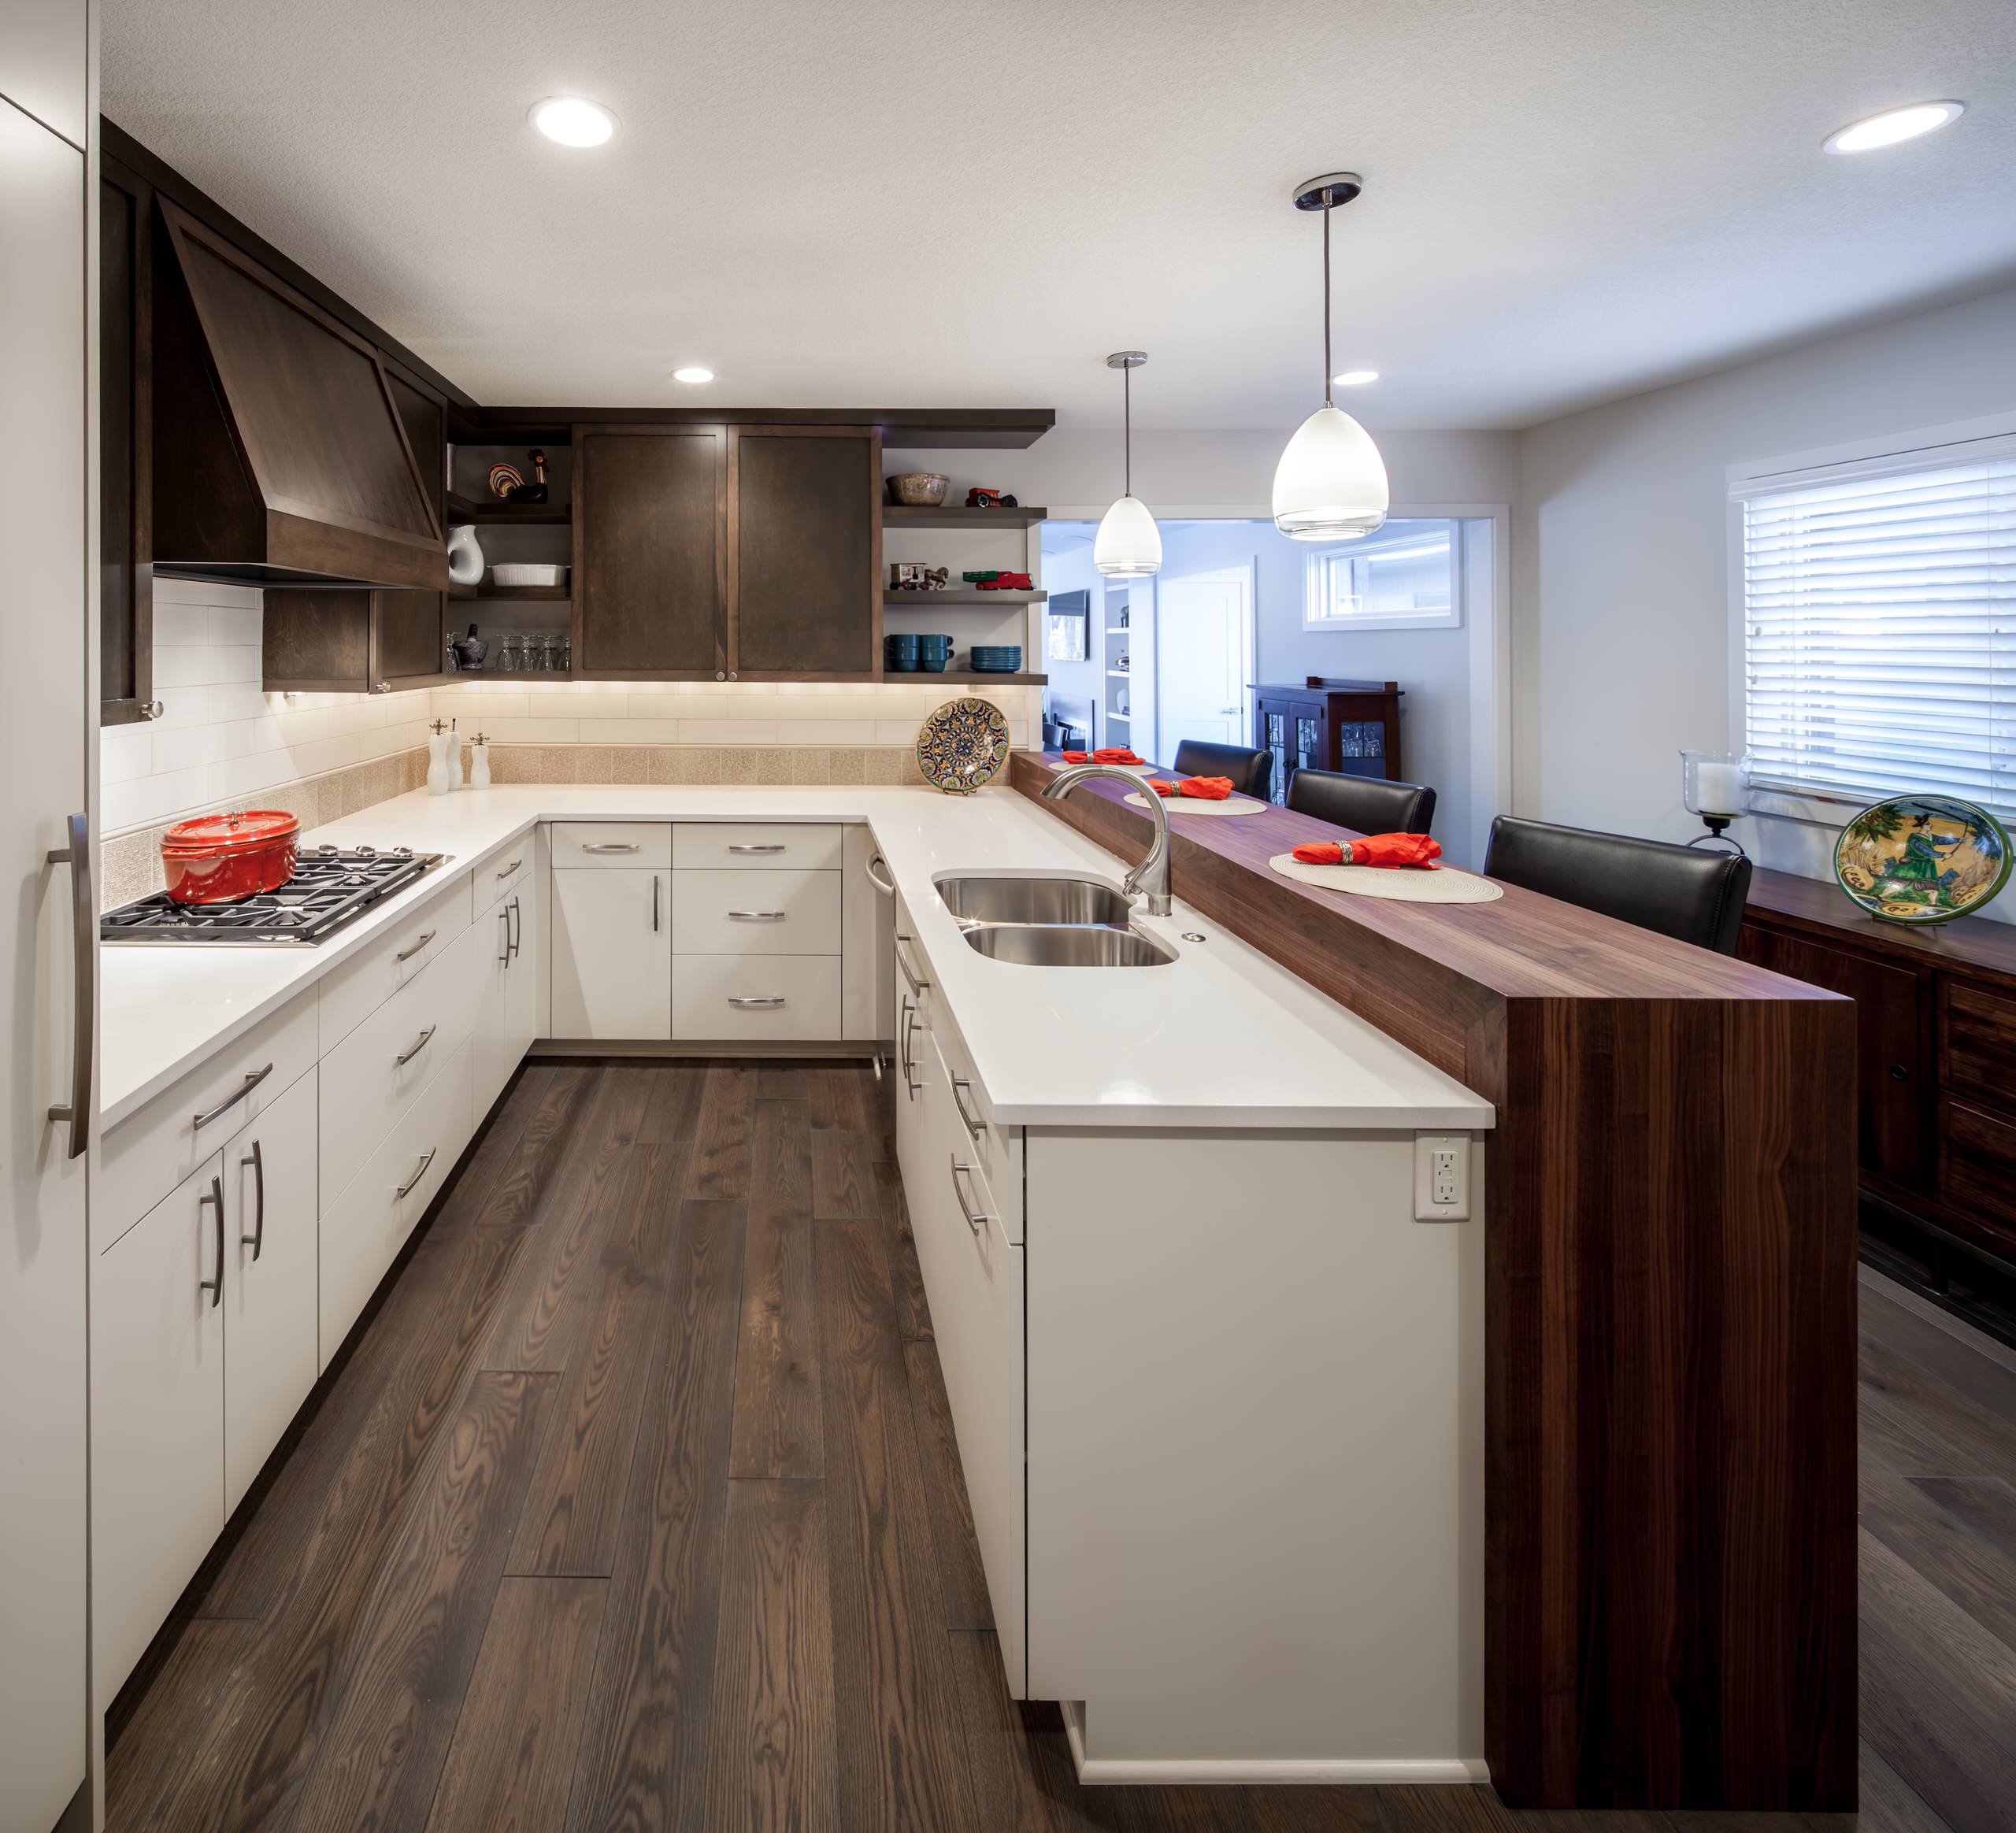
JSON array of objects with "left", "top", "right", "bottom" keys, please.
[{"left": 161, "top": 810, "right": 301, "bottom": 905}]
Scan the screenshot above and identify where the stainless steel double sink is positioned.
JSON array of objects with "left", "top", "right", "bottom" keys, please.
[{"left": 933, "top": 874, "right": 1177, "bottom": 967}]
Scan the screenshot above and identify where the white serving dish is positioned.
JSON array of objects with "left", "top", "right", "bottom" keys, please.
[{"left": 489, "top": 562, "right": 569, "bottom": 587}]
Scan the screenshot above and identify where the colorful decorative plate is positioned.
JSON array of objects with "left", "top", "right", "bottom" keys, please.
[
  {"left": 1833, "top": 793, "right": 2012, "bottom": 925},
  {"left": 915, "top": 697, "right": 1011, "bottom": 794}
]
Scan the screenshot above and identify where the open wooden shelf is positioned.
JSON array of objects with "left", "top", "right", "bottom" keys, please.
[
  {"left": 444, "top": 491, "right": 573, "bottom": 524},
  {"left": 442, "top": 666, "right": 575, "bottom": 683},
  {"left": 882, "top": 505, "right": 1047, "bottom": 528},
  {"left": 450, "top": 583, "right": 572, "bottom": 602},
  {"left": 892, "top": 670, "right": 1047, "bottom": 686},
  {"left": 883, "top": 589, "right": 1047, "bottom": 605}
]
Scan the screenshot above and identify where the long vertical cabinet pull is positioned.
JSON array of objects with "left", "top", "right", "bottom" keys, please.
[
  {"left": 199, "top": 1176, "right": 224, "bottom": 1306},
  {"left": 653, "top": 874, "right": 662, "bottom": 934},
  {"left": 45, "top": 812, "right": 93, "bottom": 1157},
  {"left": 498, "top": 908, "right": 511, "bottom": 965},
  {"left": 508, "top": 895, "right": 522, "bottom": 958},
  {"left": 240, "top": 1139, "right": 265, "bottom": 1258}
]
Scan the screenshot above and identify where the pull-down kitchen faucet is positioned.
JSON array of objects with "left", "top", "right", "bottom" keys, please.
[{"left": 1040, "top": 765, "right": 1173, "bottom": 916}]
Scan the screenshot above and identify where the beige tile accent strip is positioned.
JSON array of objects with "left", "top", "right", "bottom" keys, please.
[{"left": 98, "top": 745, "right": 969, "bottom": 910}]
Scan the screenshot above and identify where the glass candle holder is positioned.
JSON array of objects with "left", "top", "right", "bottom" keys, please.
[{"left": 1680, "top": 748, "right": 1750, "bottom": 853}]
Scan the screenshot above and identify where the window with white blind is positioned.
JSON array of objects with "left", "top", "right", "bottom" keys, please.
[{"left": 1738, "top": 436, "right": 2016, "bottom": 812}]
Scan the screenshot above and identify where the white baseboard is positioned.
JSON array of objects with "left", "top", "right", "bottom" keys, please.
[{"left": 1058, "top": 1702, "right": 1491, "bottom": 1787}]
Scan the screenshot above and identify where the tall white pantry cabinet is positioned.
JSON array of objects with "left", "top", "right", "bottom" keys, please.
[{"left": 0, "top": 1, "right": 94, "bottom": 1827}]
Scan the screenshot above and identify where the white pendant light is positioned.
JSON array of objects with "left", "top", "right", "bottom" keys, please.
[
  {"left": 1273, "top": 174, "right": 1388, "bottom": 542},
  {"left": 1095, "top": 351, "right": 1162, "bottom": 578}
]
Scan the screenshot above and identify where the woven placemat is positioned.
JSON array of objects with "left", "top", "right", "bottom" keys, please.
[
  {"left": 1268, "top": 852, "right": 1505, "bottom": 904},
  {"left": 1122, "top": 791, "right": 1271, "bottom": 817}
]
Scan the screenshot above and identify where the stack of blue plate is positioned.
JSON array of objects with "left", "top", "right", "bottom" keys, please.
[
  {"left": 969, "top": 646, "right": 1023, "bottom": 674},
  {"left": 883, "top": 634, "right": 919, "bottom": 673}
]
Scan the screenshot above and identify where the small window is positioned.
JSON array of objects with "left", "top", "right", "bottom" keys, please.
[
  {"left": 1737, "top": 438, "right": 2016, "bottom": 812},
  {"left": 1303, "top": 518, "right": 1460, "bottom": 632}
]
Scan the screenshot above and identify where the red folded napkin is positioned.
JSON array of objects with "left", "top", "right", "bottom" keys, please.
[
  {"left": 1149, "top": 776, "right": 1234, "bottom": 800},
  {"left": 1293, "top": 832, "right": 1443, "bottom": 870},
  {"left": 1060, "top": 747, "right": 1147, "bottom": 766}
]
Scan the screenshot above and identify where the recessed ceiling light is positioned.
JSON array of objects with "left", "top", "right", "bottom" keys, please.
[
  {"left": 1331, "top": 368, "right": 1380, "bottom": 387},
  {"left": 1822, "top": 99, "right": 1964, "bottom": 154},
  {"left": 672, "top": 366, "right": 714, "bottom": 384},
  {"left": 530, "top": 96, "right": 617, "bottom": 148}
]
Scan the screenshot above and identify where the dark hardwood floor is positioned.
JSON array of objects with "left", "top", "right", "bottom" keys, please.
[{"left": 106, "top": 1062, "right": 2016, "bottom": 1831}]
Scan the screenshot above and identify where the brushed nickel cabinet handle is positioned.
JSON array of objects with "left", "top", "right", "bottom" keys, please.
[
  {"left": 728, "top": 909, "right": 787, "bottom": 922},
  {"left": 495, "top": 857, "right": 523, "bottom": 878},
  {"left": 199, "top": 1176, "right": 224, "bottom": 1306},
  {"left": 581, "top": 842, "right": 639, "bottom": 854},
  {"left": 728, "top": 995, "right": 787, "bottom": 1008},
  {"left": 396, "top": 1148, "right": 438, "bottom": 1201},
  {"left": 498, "top": 909, "right": 511, "bottom": 965},
  {"left": 395, "top": 928, "right": 436, "bottom": 962},
  {"left": 895, "top": 935, "right": 928, "bottom": 994},
  {"left": 508, "top": 896, "right": 521, "bottom": 958},
  {"left": 396, "top": 1024, "right": 437, "bottom": 1067},
  {"left": 950, "top": 1157, "right": 989, "bottom": 1236},
  {"left": 194, "top": 1062, "right": 273, "bottom": 1131},
  {"left": 653, "top": 875, "right": 662, "bottom": 933},
  {"left": 951, "top": 1076, "right": 984, "bottom": 1140},
  {"left": 728, "top": 842, "right": 786, "bottom": 854},
  {"left": 241, "top": 1139, "right": 265, "bottom": 1259},
  {"left": 864, "top": 854, "right": 896, "bottom": 897},
  {"left": 46, "top": 813, "right": 93, "bottom": 1158}
]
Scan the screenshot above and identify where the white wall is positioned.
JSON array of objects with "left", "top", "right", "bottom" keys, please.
[{"left": 1514, "top": 282, "right": 2016, "bottom": 913}]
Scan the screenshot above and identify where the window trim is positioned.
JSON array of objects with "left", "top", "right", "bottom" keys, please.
[
  {"left": 1727, "top": 410, "right": 2016, "bottom": 826},
  {"left": 1300, "top": 520, "right": 1465, "bottom": 633}
]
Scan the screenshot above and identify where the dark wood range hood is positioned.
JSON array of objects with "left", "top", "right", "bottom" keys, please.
[{"left": 150, "top": 199, "right": 447, "bottom": 591}]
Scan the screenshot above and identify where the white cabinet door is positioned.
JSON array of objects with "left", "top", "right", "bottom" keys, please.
[
  {"left": 0, "top": 86, "right": 90, "bottom": 1824},
  {"left": 473, "top": 896, "right": 515, "bottom": 1118},
  {"left": 550, "top": 867, "right": 669, "bottom": 1039},
  {"left": 92, "top": 1153, "right": 228, "bottom": 1701},
  {"left": 0, "top": 0, "right": 87, "bottom": 147},
  {"left": 223, "top": 1070, "right": 321, "bottom": 1515},
  {"left": 670, "top": 954, "right": 842, "bottom": 1042},
  {"left": 916, "top": 1031, "right": 1028, "bottom": 1694}
]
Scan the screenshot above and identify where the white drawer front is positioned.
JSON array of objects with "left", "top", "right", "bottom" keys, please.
[
  {"left": 672, "top": 954, "right": 842, "bottom": 1042},
  {"left": 472, "top": 838, "right": 536, "bottom": 919},
  {"left": 928, "top": 999, "right": 1023, "bottom": 1243},
  {"left": 320, "top": 1035, "right": 474, "bottom": 1365},
  {"left": 672, "top": 868, "right": 841, "bottom": 956},
  {"left": 318, "top": 870, "right": 472, "bottom": 1050},
  {"left": 97, "top": 989, "right": 319, "bottom": 1257},
  {"left": 550, "top": 821, "right": 672, "bottom": 868},
  {"left": 673, "top": 823, "right": 845, "bottom": 872},
  {"left": 319, "top": 922, "right": 480, "bottom": 1212}
]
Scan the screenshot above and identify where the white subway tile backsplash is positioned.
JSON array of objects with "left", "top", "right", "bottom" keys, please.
[
  {"left": 101, "top": 722, "right": 153, "bottom": 784},
  {"left": 578, "top": 718, "right": 682, "bottom": 744},
  {"left": 485, "top": 716, "right": 580, "bottom": 743},
  {"left": 791, "top": 720, "right": 879, "bottom": 746}
]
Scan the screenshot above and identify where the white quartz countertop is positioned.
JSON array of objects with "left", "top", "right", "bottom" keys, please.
[{"left": 100, "top": 783, "right": 1493, "bottom": 1134}]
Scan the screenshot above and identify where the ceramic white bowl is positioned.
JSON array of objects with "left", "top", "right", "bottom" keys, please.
[{"left": 490, "top": 562, "right": 569, "bottom": 587}]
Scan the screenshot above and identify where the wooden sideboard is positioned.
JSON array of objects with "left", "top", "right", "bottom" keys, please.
[
  {"left": 1251, "top": 678, "right": 1403, "bottom": 803},
  {"left": 1014, "top": 751, "right": 1858, "bottom": 1813},
  {"left": 1743, "top": 866, "right": 2016, "bottom": 1277}
]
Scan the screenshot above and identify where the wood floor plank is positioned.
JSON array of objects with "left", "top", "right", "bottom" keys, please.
[
  {"left": 509, "top": 1144, "right": 691, "bottom": 1576},
  {"left": 1858, "top": 1527, "right": 2016, "bottom": 1833},
  {"left": 1858, "top": 1738, "right": 1954, "bottom": 1833},
  {"left": 695, "top": 1479, "right": 839, "bottom": 1832},
  {"left": 285, "top": 1371, "right": 559, "bottom": 1833},
  {"left": 880, "top": 1163, "right": 933, "bottom": 1342},
  {"left": 906, "top": 1340, "right": 994, "bottom": 1631},
  {"left": 1863, "top": 1283, "right": 2016, "bottom": 1427},
  {"left": 690, "top": 1064, "right": 758, "bottom": 1199},
  {"left": 810, "top": 1065, "right": 869, "bottom": 1131},
  {"left": 424, "top": 1575, "right": 608, "bottom": 1833},
  {"left": 758, "top": 1063, "right": 813, "bottom": 1099},
  {"left": 817, "top": 1214, "right": 979, "bottom": 1832},
  {"left": 106, "top": 1620, "right": 254, "bottom": 1827},
  {"left": 1859, "top": 1441, "right": 2016, "bottom": 1653},
  {"left": 469, "top": 1065, "right": 603, "bottom": 1230},
  {"left": 949, "top": 1633, "right": 1113, "bottom": 1833},
  {"left": 639, "top": 1063, "right": 708, "bottom": 1145},
  {"left": 564, "top": 1194, "right": 747, "bottom": 1833},
  {"left": 194, "top": 1220, "right": 533, "bottom": 1624},
  {"left": 811, "top": 1129, "right": 877, "bottom": 1220},
  {"left": 730, "top": 1100, "right": 824, "bottom": 1480},
  {"left": 1860, "top": 1325, "right": 2016, "bottom": 1483},
  {"left": 430, "top": 1063, "right": 558, "bottom": 1235}
]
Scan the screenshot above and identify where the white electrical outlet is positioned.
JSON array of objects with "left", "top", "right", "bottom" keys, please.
[{"left": 1413, "top": 1133, "right": 1471, "bottom": 1220}]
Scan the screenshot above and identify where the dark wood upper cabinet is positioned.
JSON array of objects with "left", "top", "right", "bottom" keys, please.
[
  {"left": 98, "top": 155, "right": 154, "bottom": 725},
  {"left": 151, "top": 198, "right": 445, "bottom": 591},
  {"left": 374, "top": 363, "right": 450, "bottom": 687},
  {"left": 573, "top": 424, "right": 726, "bottom": 678},
  {"left": 728, "top": 425, "right": 881, "bottom": 677}
]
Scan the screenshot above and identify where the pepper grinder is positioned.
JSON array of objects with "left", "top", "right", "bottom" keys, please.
[
  {"left": 426, "top": 719, "right": 455, "bottom": 796},
  {"left": 468, "top": 729, "right": 491, "bottom": 790}
]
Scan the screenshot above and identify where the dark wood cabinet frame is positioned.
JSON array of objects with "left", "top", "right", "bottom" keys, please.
[{"left": 99, "top": 154, "right": 155, "bottom": 725}]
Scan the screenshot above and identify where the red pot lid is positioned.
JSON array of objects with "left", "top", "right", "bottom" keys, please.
[{"left": 161, "top": 809, "right": 301, "bottom": 857}]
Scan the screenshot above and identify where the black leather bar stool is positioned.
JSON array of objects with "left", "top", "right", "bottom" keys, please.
[
  {"left": 1287, "top": 767, "right": 1436, "bottom": 836},
  {"left": 1170, "top": 739, "right": 1273, "bottom": 799},
  {"left": 1483, "top": 815, "right": 1753, "bottom": 955}
]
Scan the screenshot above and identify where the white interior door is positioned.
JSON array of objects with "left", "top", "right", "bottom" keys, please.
[
  {"left": 1155, "top": 563, "right": 1252, "bottom": 756},
  {"left": 0, "top": 72, "right": 91, "bottom": 1833}
]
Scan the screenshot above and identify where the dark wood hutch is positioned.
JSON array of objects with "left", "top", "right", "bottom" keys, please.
[{"left": 1251, "top": 677, "right": 1404, "bottom": 803}]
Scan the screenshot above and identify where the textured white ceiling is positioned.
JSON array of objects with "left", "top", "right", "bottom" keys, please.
[{"left": 104, "top": 0, "right": 2016, "bottom": 431}]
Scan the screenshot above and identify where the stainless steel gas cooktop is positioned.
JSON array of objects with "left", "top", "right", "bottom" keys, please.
[{"left": 100, "top": 844, "right": 446, "bottom": 946}]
